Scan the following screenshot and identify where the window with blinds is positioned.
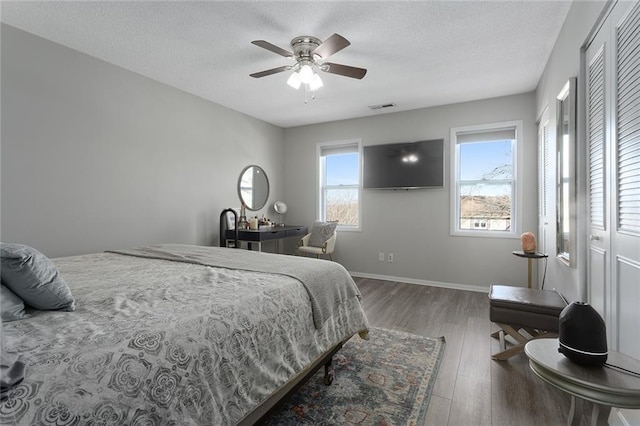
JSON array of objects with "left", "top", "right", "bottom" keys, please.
[
  {"left": 450, "top": 121, "right": 523, "bottom": 237},
  {"left": 616, "top": 2, "right": 640, "bottom": 234},
  {"left": 318, "top": 140, "right": 362, "bottom": 230},
  {"left": 588, "top": 46, "right": 606, "bottom": 230}
]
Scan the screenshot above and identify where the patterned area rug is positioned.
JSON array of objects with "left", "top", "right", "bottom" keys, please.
[{"left": 266, "top": 327, "right": 446, "bottom": 426}]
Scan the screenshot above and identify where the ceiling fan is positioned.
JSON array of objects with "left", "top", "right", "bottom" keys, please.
[{"left": 249, "top": 33, "right": 367, "bottom": 91}]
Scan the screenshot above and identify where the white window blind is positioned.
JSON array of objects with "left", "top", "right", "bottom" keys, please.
[
  {"left": 456, "top": 128, "right": 516, "bottom": 144},
  {"left": 320, "top": 144, "right": 359, "bottom": 157}
]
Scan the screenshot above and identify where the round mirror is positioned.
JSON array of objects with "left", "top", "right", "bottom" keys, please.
[
  {"left": 274, "top": 201, "right": 288, "bottom": 215},
  {"left": 238, "top": 165, "right": 269, "bottom": 211}
]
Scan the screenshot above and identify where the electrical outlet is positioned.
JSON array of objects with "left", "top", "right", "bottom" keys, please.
[
  {"left": 378, "top": 252, "right": 385, "bottom": 262},
  {"left": 387, "top": 253, "right": 394, "bottom": 263}
]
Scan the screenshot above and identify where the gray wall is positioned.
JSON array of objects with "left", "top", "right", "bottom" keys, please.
[
  {"left": 535, "top": 1, "right": 608, "bottom": 302},
  {"left": 1, "top": 24, "right": 284, "bottom": 258},
  {"left": 282, "top": 93, "right": 538, "bottom": 290},
  {"left": 534, "top": 3, "right": 637, "bottom": 425}
]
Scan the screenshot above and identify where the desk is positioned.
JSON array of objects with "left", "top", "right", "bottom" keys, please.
[
  {"left": 512, "top": 251, "right": 548, "bottom": 288},
  {"left": 226, "top": 225, "right": 308, "bottom": 252},
  {"left": 525, "top": 338, "right": 640, "bottom": 426}
]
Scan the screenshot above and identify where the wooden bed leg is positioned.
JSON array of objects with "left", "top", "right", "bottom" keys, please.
[{"left": 323, "top": 358, "right": 334, "bottom": 385}]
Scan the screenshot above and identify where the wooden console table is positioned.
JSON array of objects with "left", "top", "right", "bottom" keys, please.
[
  {"left": 525, "top": 338, "right": 640, "bottom": 426},
  {"left": 226, "top": 225, "right": 308, "bottom": 252},
  {"left": 512, "top": 250, "right": 548, "bottom": 288}
]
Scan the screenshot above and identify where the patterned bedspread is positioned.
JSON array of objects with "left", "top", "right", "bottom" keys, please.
[{"left": 0, "top": 247, "right": 369, "bottom": 425}]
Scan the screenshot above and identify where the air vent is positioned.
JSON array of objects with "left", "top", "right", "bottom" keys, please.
[{"left": 368, "top": 103, "right": 396, "bottom": 110}]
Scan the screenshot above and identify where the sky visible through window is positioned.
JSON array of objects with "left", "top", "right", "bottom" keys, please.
[
  {"left": 459, "top": 140, "right": 513, "bottom": 196},
  {"left": 324, "top": 152, "right": 359, "bottom": 226},
  {"left": 460, "top": 140, "right": 512, "bottom": 180},
  {"left": 326, "top": 153, "right": 359, "bottom": 185}
]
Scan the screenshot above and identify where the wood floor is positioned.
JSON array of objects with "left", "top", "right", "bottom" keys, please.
[{"left": 354, "top": 277, "right": 593, "bottom": 426}]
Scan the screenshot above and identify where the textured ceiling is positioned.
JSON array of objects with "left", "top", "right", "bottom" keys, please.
[{"left": 1, "top": 1, "right": 573, "bottom": 128}]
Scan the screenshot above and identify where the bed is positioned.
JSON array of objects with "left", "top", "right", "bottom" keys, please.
[{"left": 0, "top": 243, "right": 369, "bottom": 425}]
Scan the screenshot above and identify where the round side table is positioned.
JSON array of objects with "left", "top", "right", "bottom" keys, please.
[
  {"left": 525, "top": 338, "right": 640, "bottom": 426},
  {"left": 512, "top": 251, "right": 548, "bottom": 288}
]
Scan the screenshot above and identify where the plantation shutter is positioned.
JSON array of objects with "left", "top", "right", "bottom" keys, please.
[
  {"left": 588, "top": 46, "right": 606, "bottom": 230},
  {"left": 616, "top": 2, "right": 640, "bottom": 234},
  {"left": 542, "top": 122, "right": 551, "bottom": 217},
  {"left": 538, "top": 120, "right": 551, "bottom": 218}
]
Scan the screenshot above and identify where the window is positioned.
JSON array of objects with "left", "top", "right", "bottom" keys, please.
[
  {"left": 450, "top": 121, "right": 523, "bottom": 237},
  {"left": 318, "top": 140, "right": 362, "bottom": 231}
]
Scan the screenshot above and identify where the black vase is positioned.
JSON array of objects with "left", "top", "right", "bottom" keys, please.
[{"left": 558, "top": 301, "right": 608, "bottom": 366}]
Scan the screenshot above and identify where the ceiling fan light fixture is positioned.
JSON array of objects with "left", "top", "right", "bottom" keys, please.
[
  {"left": 287, "top": 72, "right": 301, "bottom": 89},
  {"left": 250, "top": 34, "right": 367, "bottom": 100},
  {"left": 309, "top": 73, "right": 323, "bottom": 91},
  {"left": 299, "top": 64, "right": 314, "bottom": 84}
]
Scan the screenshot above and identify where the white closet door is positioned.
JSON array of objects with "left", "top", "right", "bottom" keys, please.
[
  {"left": 586, "top": 32, "right": 609, "bottom": 326},
  {"left": 612, "top": 0, "right": 640, "bottom": 359},
  {"left": 586, "top": 0, "right": 640, "bottom": 358}
]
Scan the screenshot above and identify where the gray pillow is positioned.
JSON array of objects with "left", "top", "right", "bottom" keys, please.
[
  {"left": 0, "top": 243, "right": 75, "bottom": 312},
  {"left": 0, "top": 284, "right": 30, "bottom": 322},
  {"left": 308, "top": 221, "right": 338, "bottom": 247}
]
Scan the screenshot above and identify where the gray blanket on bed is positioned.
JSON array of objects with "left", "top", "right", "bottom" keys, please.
[{"left": 107, "top": 244, "right": 361, "bottom": 329}]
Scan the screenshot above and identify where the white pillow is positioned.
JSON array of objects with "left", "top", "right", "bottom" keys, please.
[
  {"left": 308, "top": 221, "right": 337, "bottom": 247},
  {"left": 0, "top": 284, "right": 30, "bottom": 321},
  {"left": 0, "top": 243, "right": 75, "bottom": 311}
]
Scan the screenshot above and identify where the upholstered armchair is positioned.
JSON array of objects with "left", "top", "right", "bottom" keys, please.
[
  {"left": 298, "top": 231, "right": 337, "bottom": 260},
  {"left": 297, "top": 221, "right": 338, "bottom": 260}
]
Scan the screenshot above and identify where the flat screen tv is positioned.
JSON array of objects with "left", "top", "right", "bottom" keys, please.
[{"left": 363, "top": 139, "right": 444, "bottom": 189}]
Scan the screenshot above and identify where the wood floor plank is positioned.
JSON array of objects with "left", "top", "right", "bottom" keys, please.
[
  {"left": 432, "top": 322, "right": 465, "bottom": 400},
  {"left": 354, "top": 278, "right": 579, "bottom": 426},
  {"left": 423, "top": 394, "right": 451, "bottom": 426},
  {"left": 448, "top": 374, "right": 492, "bottom": 426},
  {"left": 491, "top": 355, "right": 548, "bottom": 426},
  {"left": 457, "top": 315, "right": 492, "bottom": 381}
]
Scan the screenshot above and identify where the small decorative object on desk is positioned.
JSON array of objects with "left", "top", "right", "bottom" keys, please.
[
  {"left": 238, "top": 202, "right": 248, "bottom": 229},
  {"left": 273, "top": 201, "right": 288, "bottom": 226},
  {"left": 520, "top": 232, "right": 537, "bottom": 253}
]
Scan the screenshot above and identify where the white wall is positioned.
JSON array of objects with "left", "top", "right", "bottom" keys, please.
[
  {"left": 1, "top": 24, "right": 284, "bottom": 258},
  {"left": 283, "top": 93, "right": 537, "bottom": 290},
  {"left": 535, "top": 1, "right": 608, "bottom": 302}
]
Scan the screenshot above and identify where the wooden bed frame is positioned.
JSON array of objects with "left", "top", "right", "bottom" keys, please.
[{"left": 238, "top": 339, "right": 346, "bottom": 425}]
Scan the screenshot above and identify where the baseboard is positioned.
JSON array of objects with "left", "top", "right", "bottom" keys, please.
[{"left": 348, "top": 271, "right": 490, "bottom": 293}]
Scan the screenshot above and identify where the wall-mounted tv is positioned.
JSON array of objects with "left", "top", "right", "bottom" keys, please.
[{"left": 363, "top": 139, "right": 444, "bottom": 189}]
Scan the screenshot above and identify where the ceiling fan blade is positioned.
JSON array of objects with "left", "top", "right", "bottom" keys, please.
[
  {"left": 313, "top": 33, "right": 350, "bottom": 59},
  {"left": 321, "top": 62, "right": 367, "bottom": 79},
  {"left": 250, "top": 65, "right": 291, "bottom": 78},
  {"left": 251, "top": 40, "right": 293, "bottom": 58}
]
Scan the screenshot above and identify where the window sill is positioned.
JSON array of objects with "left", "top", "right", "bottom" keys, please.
[
  {"left": 337, "top": 225, "right": 361, "bottom": 233},
  {"left": 450, "top": 229, "right": 518, "bottom": 239}
]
